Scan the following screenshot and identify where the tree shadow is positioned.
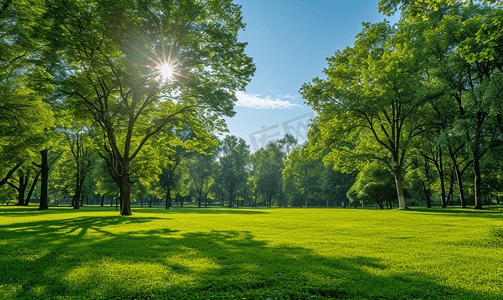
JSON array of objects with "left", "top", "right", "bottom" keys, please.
[
  {"left": 0, "top": 206, "right": 77, "bottom": 216},
  {"left": 136, "top": 207, "right": 270, "bottom": 215},
  {"left": 0, "top": 216, "right": 500, "bottom": 299},
  {"left": 405, "top": 207, "right": 503, "bottom": 219}
]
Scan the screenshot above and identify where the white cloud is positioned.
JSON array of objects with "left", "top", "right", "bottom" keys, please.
[
  {"left": 235, "top": 91, "right": 301, "bottom": 109},
  {"left": 278, "top": 94, "right": 298, "bottom": 100}
]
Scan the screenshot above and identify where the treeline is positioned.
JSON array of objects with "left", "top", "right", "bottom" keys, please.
[{"left": 301, "top": 0, "right": 503, "bottom": 209}]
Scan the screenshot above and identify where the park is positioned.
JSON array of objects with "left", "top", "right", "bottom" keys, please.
[{"left": 2, "top": 0, "right": 503, "bottom": 298}]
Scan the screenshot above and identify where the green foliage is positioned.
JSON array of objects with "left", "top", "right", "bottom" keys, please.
[
  {"left": 321, "top": 165, "right": 356, "bottom": 206},
  {"left": 301, "top": 19, "right": 442, "bottom": 208},
  {"left": 35, "top": 0, "right": 255, "bottom": 214},
  {"left": 0, "top": 0, "right": 54, "bottom": 188},
  {"left": 186, "top": 150, "right": 217, "bottom": 207},
  {"left": 252, "top": 142, "right": 285, "bottom": 207},
  {"left": 215, "top": 135, "right": 249, "bottom": 206},
  {"left": 347, "top": 161, "right": 401, "bottom": 209},
  {"left": 282, "top": 144, "right": 326, "bottom": 207},
  {"left": 0, "top": 206, "right": 502, "bottom": 299}
]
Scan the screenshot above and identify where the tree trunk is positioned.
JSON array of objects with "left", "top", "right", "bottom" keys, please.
[
  {"left": 450, "top": 153, "right": 467, "bottom": 208},
  {"left": 447, "top": 170, "right": 455, "bottom": 206},
  {"left": 393, "top": 170, "right": 407, "bottom": 209},
  {"left": 165, "top": 186, "right": 171, "bottom": 209},
  {"left": 378, "top": 201, "right": 384, "bottom": 209},
  {"left": 431, "top": 150, "right": 447, "bottom": 208},
  {"left": 100, "top": 195, "right": 104, "bottom": 206},
  {"left": 228, "top": 189, "right": 234, "bottom": 207},
  {"left": 12, "top": 173, "right": 28, "bottom": 206},
  {"left": 455, "top": 167, "right": 466, "bottom": 208},
  {"left": 420, "top": 179, "right": 431, "bottom": 208},
  {"left": 73, "top": 167, "right": 81, "bottom": 209},
  {"left": 473, "top": 157, "right": 483, "bottom": 209},
  {"left": 39, "top": 149, "right": 49, "bottom": 211},
  {"left": 438, "top": 170, "right": 447, "bottom": 208},
  {"left": 119, "top": 171, "right": 132, "bottom": 215},
  {"left": 24, "top": 172, "right": 39, "bottom": 206}
]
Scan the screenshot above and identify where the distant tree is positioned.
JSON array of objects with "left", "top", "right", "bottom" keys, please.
[
  {"left": 216, "top": 135, "right": 249, "bottom": 207},
  {"left": 321, "top": 165, "right": 356, "bottom": 207},
  {"left": 252, "top": 142, "right": 284, "bottom": 208},
  {"left": 55, "top": 115, "right": 98, "bottom": 209},
  {"left": 187, "top": 151, "right": 216, "bottom": 208},
  {"left": 7, "top": 164, "right": 38, "bottom": 206},
  {"left": 283, "top": 142, "right": 324, "bottom": 207},
  {"left": 157, "top": 128, "right": 200, "bottom": 209},
  {"left": 348, "top": 162, "right": 401, "bottom": 209}
]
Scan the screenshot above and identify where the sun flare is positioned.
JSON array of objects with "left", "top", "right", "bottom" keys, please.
[
  {"left": 148, "top": 61, "right": 177, "bottom": 83},
  {"left": 159, "top": 63, "right": 174, "bottom": 81}
]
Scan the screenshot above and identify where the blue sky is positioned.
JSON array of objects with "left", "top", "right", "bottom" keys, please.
[{"left": 226, "top": 0, "right": 399, "bottom": 152}]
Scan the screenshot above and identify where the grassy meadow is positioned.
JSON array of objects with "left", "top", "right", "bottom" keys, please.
[{"left": 0, "top": 205, "right": 502, "bottom": 299}]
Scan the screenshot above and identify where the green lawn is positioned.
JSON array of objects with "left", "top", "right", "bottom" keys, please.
[{"left": 0, "top": 206, "right": 502, "bottom": 299}]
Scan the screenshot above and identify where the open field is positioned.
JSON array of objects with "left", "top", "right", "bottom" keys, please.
[{"left": 0, "top": 206, "right": 502, "bottom": 299}]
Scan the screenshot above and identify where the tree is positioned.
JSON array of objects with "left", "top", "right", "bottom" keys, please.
[
  {"left": 157, "top": 128, "right": 198, "bottom": 209},
  {"left": 321, "top": 165, "right": 356, "bottom": 207},
  {"left": 187, "top": 152, "right": 216, "bottom": 208},
  {"left": 55, "top": 115, "right": 99, "bottom": 209},
  {"left": 302, "top": 20, "right": 442, "bottom": 209},
  {"left": 41, "top": 0, "right": 255, "bottom": 215},
  {"left": 0, "top": 0, "right": 54, "bottom": 193},
  {"left": 252, "top": 141, "right": 285, "bottom": 208},
  {"left": 348, "top": 161, "right": 403, "bottom": 209},
  {"left": 282, "top": 140, "right": 325, "bottom": 207},
  {"left": 422, "top": 3, "right": 503, "bottom": 209},
  {"left": 216, "top": 135, "right": 249, "bottom": 207},
  {"left": 7, "top": 164, "right": 38, "bottom": 206}
]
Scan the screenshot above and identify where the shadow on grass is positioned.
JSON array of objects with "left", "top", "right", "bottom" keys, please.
[
  {"left": 0, "top": 216, "right": 498, "bottom": 299},
  {"left": 0, "top": 205, "right": 78, "bottom": 216},
  {"left": 0, "top": 205, "right": 270, "bottom": 217},
  {"left": 405, "top": 207, "right": 503, "bottom": 219},
  {"left": 134, "top": 206, "right": 270, "bottom": 215}
]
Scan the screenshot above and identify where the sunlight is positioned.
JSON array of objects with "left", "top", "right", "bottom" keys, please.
[
  {"left": 149, "top": 61, "right": 176, "bottom": 82},
  {"left": 159, "top": 63, "right": 174, "bottom": 81},
  {"left": 141, "top": 43, "right": 189, "bottom": 86}
]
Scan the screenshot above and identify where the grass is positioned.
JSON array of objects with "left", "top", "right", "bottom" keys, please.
[{"left": 0, "top": 205, "right": 502, "bottom": 299}]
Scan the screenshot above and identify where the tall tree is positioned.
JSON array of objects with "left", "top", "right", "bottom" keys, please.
[
  {"left": 0, "top": 0, "right": 54, "bottom": 194},
  {"left": 301, "top": 20, "right": 442, "bottom": 209},
  {"left": 41, "top": 0, "right": 254, "bottom": 215}
]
